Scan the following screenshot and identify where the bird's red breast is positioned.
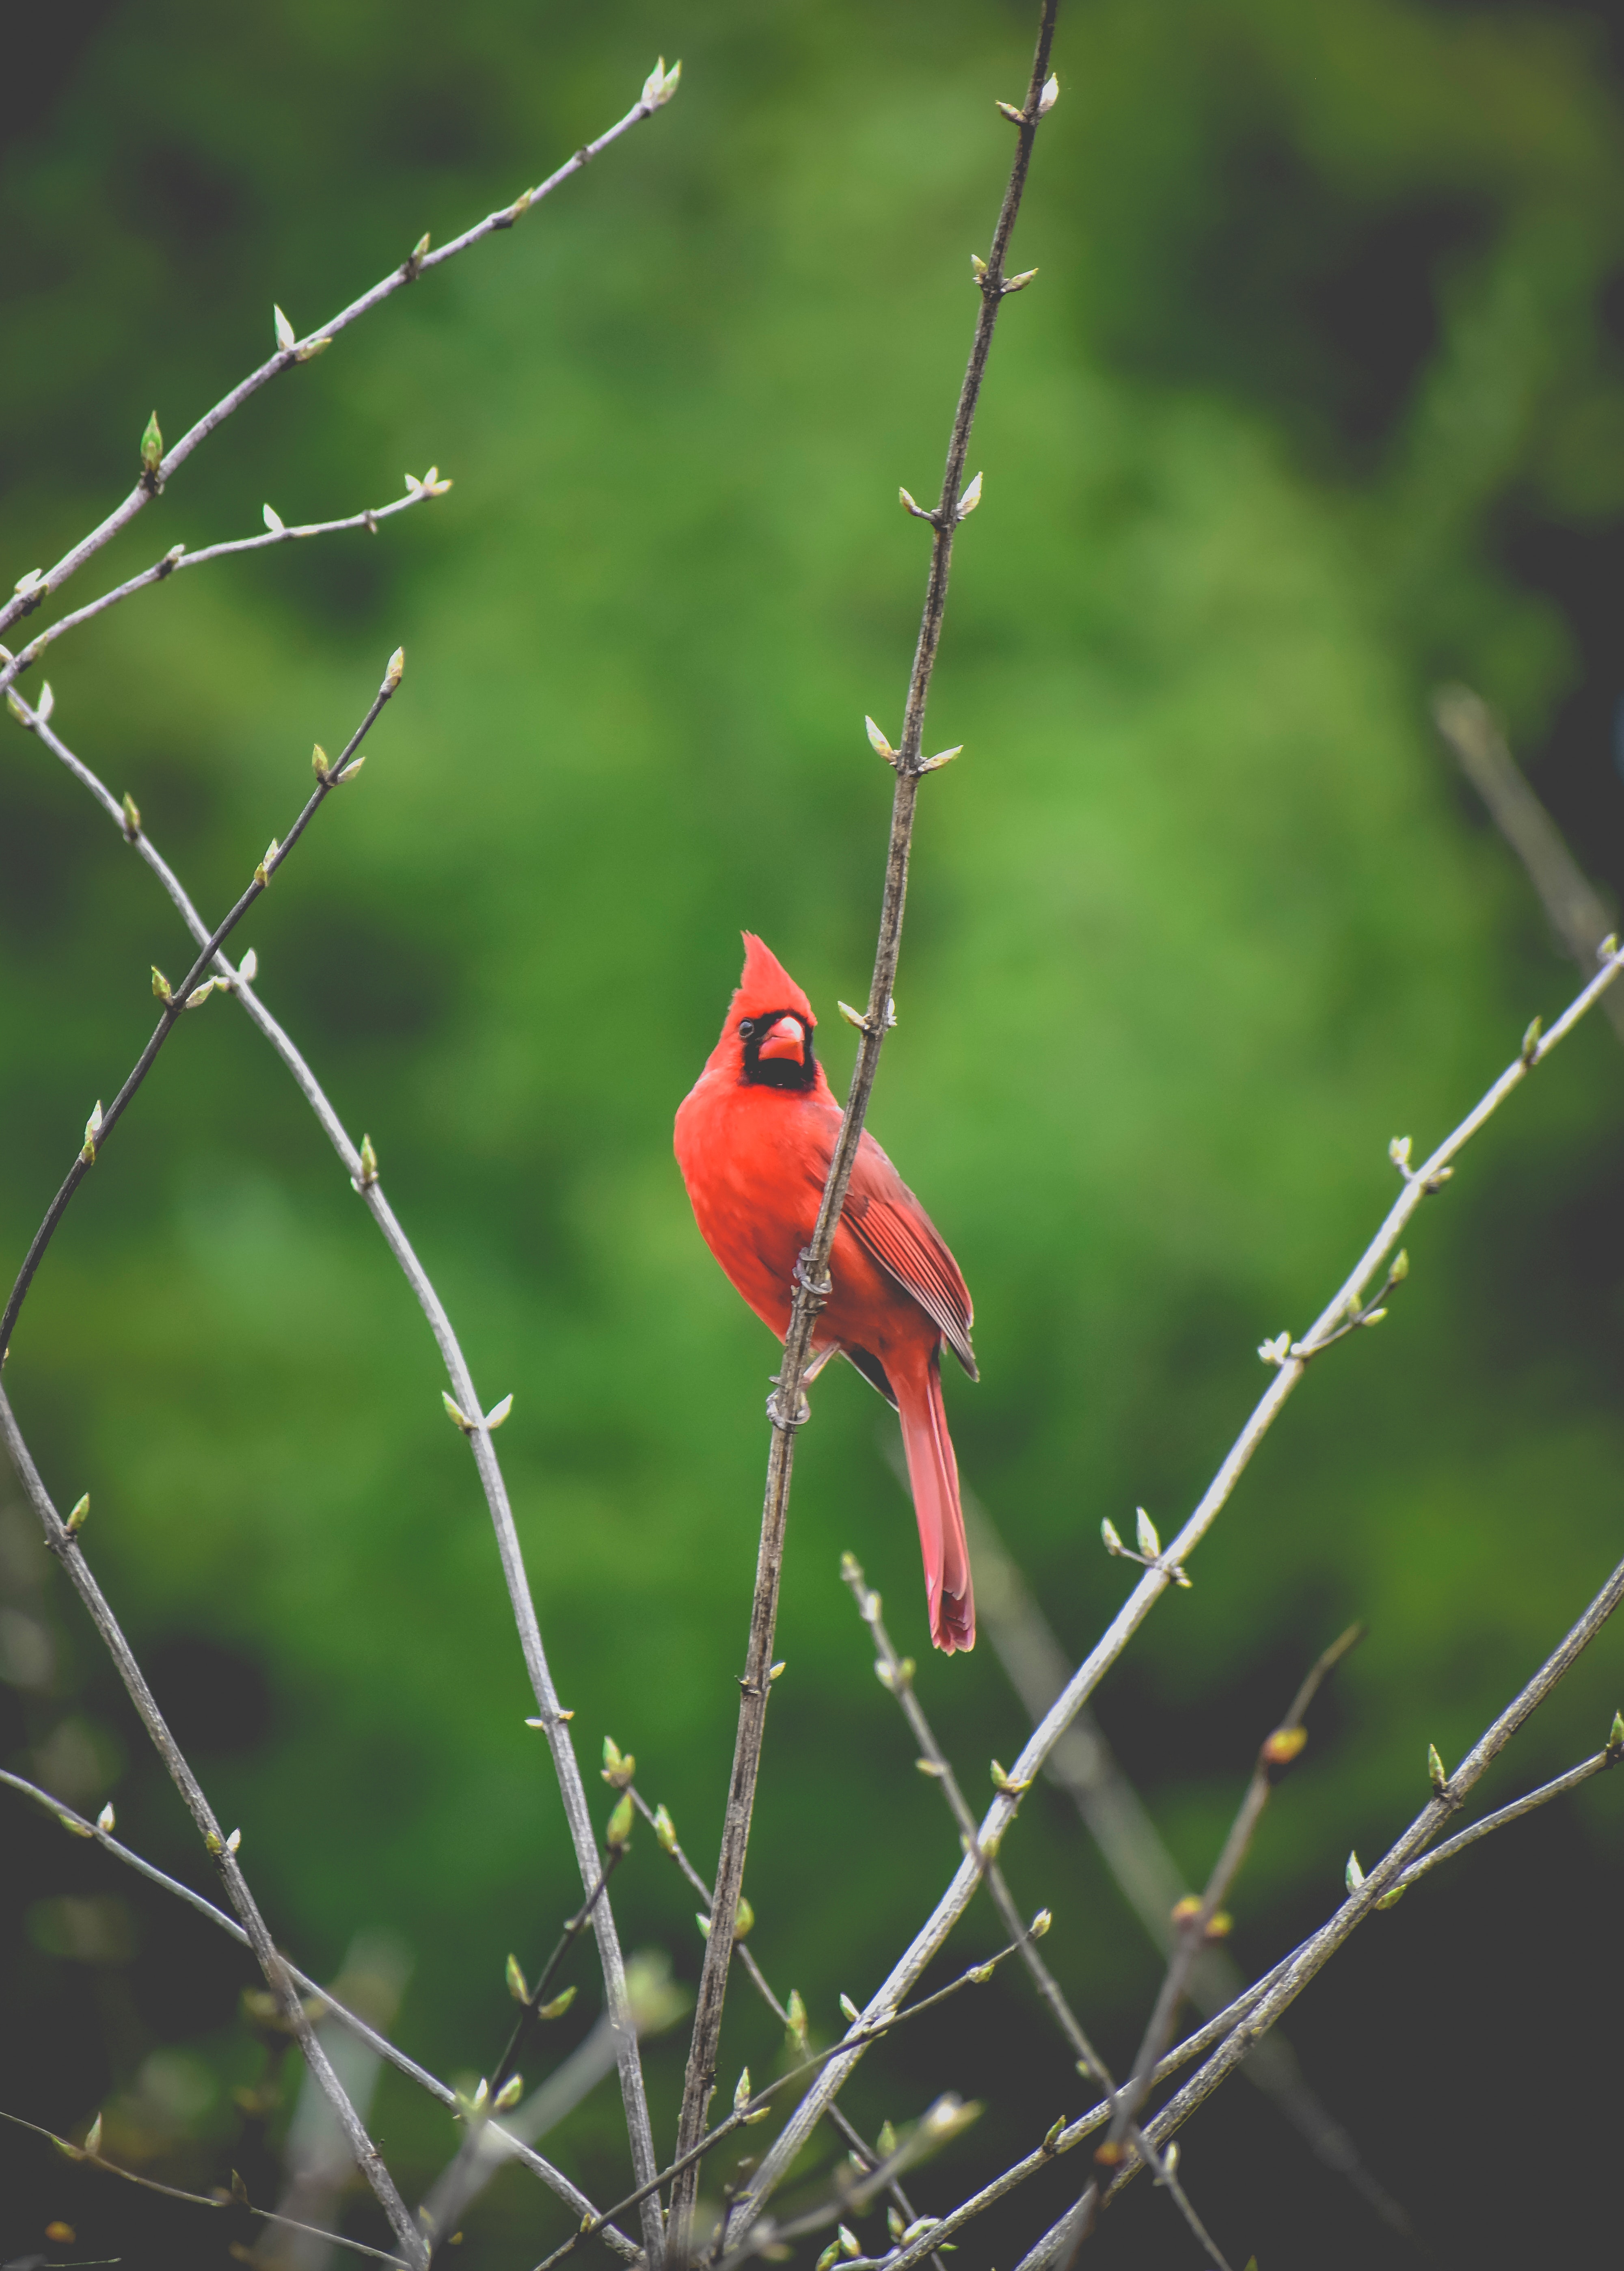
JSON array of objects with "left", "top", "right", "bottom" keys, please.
[{"left": 675, "top": 934, "right": 977, "bottom": 1651}]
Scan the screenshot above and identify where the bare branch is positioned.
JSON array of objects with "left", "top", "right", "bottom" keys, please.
[
  {"left": 0, "top": 655, "right": 403, "bottom": 1366},
  {"left": 734, "top": 936, "right": 1624, "bottom": 2236},
  {"left": 1434, "top": 684, "right": 1624, "bottom": 1042},
  {"left": 0, "top": 1393, "right": 427, "bottom": 2268},
  {"left": 0, "top": 1767, "right": 643, "bottom": 2257},
  {"left": 954, "top": 1486, "right": 1412, "bottom": 2232},
  {"left": 4, "top": 696, "right": 667, "bottom": 2260},
  {"left": 0, "top": 74, "right": 678, "bottom": 648},
  {"left": 1, "top": 478, "right": 447, "bottom": 697},
  {"left": 0, "top": 2105, "right": 410, "bottom": 2267},
  {"left": 668, "top": 10, "right": 1061, "bottom": 2250}
]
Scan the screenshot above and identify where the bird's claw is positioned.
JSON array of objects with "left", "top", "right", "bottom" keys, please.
[{"left": 766, "top": 1378, "right": 812, "bottom": 1428}]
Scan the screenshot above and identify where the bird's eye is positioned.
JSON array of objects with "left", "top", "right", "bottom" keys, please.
[{"left": 738, "top": 1019, "right": 755, "bottom": 1037}]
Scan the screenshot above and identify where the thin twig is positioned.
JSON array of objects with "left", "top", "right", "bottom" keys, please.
[
  {"left": 732, "top": 931, "right": 1624, "bottom": 2240},
  {"left": 667, "top": 11, "right": 1060, "bottom": 2251},
  {"left": 843, "top": 1558, "right": 1230, "bottom": 2271},
  {"left": 1088, "top": 1556, "right": 1624, "bottom": 2212},
  {"left": 0, "top": 69, "right": 678, "bottom": 661},
  {"left": 0, "top": 2106, "right": 409, "bottom": 2267},
  {"left": 0, "top": 653, "right": 403, "bottom": 1367},
  {"left": 1434, "top": 685, "right": 1624, "bottom": 1042},
  {"left": 0, "top": 1393, "right": 427, "bottom": 2269},
  {"left": 950, "top": 1485, "right": 1412, "bottom": 2234},
  {"left": 2, "top": 481, "right": 447, "bottom": 692},
  {"left": 535, "top": 1942, "right": 1036, "bottom": 2271},
  {"left": 0, "top": 1768, "right": 642, "bottom": 2258},
  {"left": 6, "top": 691, "right": 667, "bottom": 2261},
  {"left": 627, "top": 1785, "right": 949, "bottom": 2271}
]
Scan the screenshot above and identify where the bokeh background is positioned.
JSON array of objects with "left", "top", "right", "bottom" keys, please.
[{"left": 3, "top": 0, "right": 1623, "bottom": 2263}]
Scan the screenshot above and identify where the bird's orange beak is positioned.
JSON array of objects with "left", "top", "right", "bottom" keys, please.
[{"left": 757, "top": 1014, "right": 806, "bottom": 1063}]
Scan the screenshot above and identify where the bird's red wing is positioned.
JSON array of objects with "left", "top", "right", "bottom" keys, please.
[{"left": 844, "top": 1132, "right": 978, "bottom": 1380}]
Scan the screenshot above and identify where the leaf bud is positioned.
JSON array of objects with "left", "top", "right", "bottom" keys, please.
[
  {"left": 539, "top": 1984, "right": 577, "bottom": 2020},
  {"left": 1002, "top": 268, "right": 1039, "bottom": 293},
  {"left": 875, "top": 2119, "right": 897, "bottom": 2156},
  {"left": 1261, "top": 1726, "right": 1307, "bottom": 1768},
  {"left": 840, "top": 1993, "right": 861, "bottom": 2024},
  {"left": 734, "top": 2067, "right": 753, "bottom": 2114},
  {"left": 255, "top": 841, "right": 277, "bottom": 887},
  {"left": 97, "top": 1801, "right": 115, "bottom": 1835},
  {"left": 1375, "top": 1883, "right": 1407, "bottom": 1911},
  {"left": 485, "top": 1394, "right": 514, "bottom": 1430},
  {"left": 237, "top": 948, "right": 257, "bottom": 985},
  {"left": 733, "top": 1895, "right": 754, "bottom": 1940},
  {"left": 917, "top": 745, "right": 963, "bottom": 773},
  {"left": 815, "top": 2246, "right": 842, "bottom": 2271},
  {"left": 140, "top": 412, "right": 163, "bottom": 472},
  {"left": 80, "top": 1101, "right": 103, "bottom": 1165},
  {"left": 956, "top": 471, "right": 983, "bottom": 519},
  {"left": 601, "top": 1736, "right": 635, "bottom": 1789},
  {"left": 1609, "top": 1710, "right": 1624, "bottom": 1760},
  {"left": 653, "top": 1803, "right": 677, "bottom": 1852},
  {"left": 1521, "top": 1015, "right": 1542, "bottom": 1064},
  {"left": 1427, "top": 1743, "right": 1448, "bottom": 1793},
  {"left": 84, "top": 2113, "right": 103, "bottom": 2157},
  {"left": 274, "top": 305, "right": 296, "bottom": 351},
  {"left": 970, "top": 252, "right": 989, "bottom": 280},
  {"left": 966, "top": 1960, "right": 995, "bottom": 1984},
  {"left": 838, "top": 2226, "right": 860, "bottom": 2258},
  {"left": 865, "top": 715, "right": 897, "bottom": 763},
  {"left": 185, "top": 978, "right": 217, "bottom": 1009},
  {"left": 1029, "top": 1908, "right": 1052, "bottom": 1938},
  {"left": 996, "top": 99, "right": 1025, "bottom": 123},
  {"left": 442, "top": 1392, "right": 473, "bottom": 1433},
  {"left": 1345, "top": 1850, "right": 1365, "bottom": 1894},
  {"left": 66, "top": 1493, "right": 89, "bottom": 1534},
  {"left": 506, "top": 1953, "right": 529, "bottom": 2003},
  {"left": 37, "top": 681, "right": 55, "bottom": 722},
  {"left": 1043, "top": 2115, "right": 1066, "bottom": 2153},
  {"left": 312, "top": 743, "right": 330, "bottom": 780},
  {"left": 888, "top": 2209, "right": 906, "bottom": 2241},
  {"left": 493, "top": 2073, "right": 523, "bottom": 2111},
  {"left": 121, "top": 792, "right": 141, "bottom": 839},
  {"left": 606, "top": 1791, "right": 635, "bottom": 1849},
  {"left": 785, "top": 1988, "right": 808, "bottom": 2048},
  {"left": 1135, "top": 1507, "right": 1161, "bottom": 1559},
  {"left": 385, "top": 646, "right": 406, "bottom": 689},
  {"left": 1389, "top": 1134, "right": 1412, "bottom": 1173},
  {"left": 1100, "top": 1517, "right": 1124, "bottom": 1557},
  {"left": 1037, "top": 71, "right": 1060, "bottom": 112},
  {"left": 152, "top": 967, "right": 173, "bottom": 1003}
]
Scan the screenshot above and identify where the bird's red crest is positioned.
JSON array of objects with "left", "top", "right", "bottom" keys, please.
[{"left": 732, "top": 933, "right": 815, "bottom": 1026}]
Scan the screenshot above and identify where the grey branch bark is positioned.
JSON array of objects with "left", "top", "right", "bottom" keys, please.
[
  {"left": 0, "top": 1392, "right": 428, "bottom": 2269},
  {"left": 4, "top": 687, "right": 665, "bottom": 2261}
]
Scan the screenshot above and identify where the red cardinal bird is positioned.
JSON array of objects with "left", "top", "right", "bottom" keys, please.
[{"left": 675, "top": 934, "right": 977, "bottom": 1652}]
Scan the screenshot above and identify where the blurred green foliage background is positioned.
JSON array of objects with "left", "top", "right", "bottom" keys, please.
[{"left": 3, "top": 0, "right": 1623, "bottom": 2262}]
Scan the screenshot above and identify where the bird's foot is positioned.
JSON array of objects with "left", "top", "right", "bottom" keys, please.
[{"left": 766, "top": 1372, "right": 812, "bottom": 1428}]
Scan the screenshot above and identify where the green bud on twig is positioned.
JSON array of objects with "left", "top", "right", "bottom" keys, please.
[
  {"left": 1427, "top": 1743, "right": 1448, "bottom": 1794},
  {"left": 84, "top": 2113, "right": 103, "bottom": 2157},
  {"left": 602, "top": 1736, "right": 635, "bottom": 1789},
  {"left": 1608, "top": 1711, "right": 1624, "bottom": 1760},
  {"left": 152, "top": 967, "right": 172, "bottom": 1003},
  {"left": 815, "top": 2247, "right": 842, "bottom": 2271},
  {"left": 1345, "top": 1850, "right": 1365, "bottom": 1893},
  {"left": 263, "top": 503, "right": 285, "bottom": 535},
  {"left": 97, "top": 1801, "right": 115, "bottom": 1834},
  {"left": 734, "top": 2067, "right": 753, "bottom": 2114},
  {"left": 956, "top": 471, "right": 983, "bottom": 520},
  {"left": 493, "top": 2073, "right": 523, "bottom": 2111},
  {"left": 312, "top": 743, "right": 330, "bottom": 780},
  {"left": 606, "top": 1791, "right": 635, "bottom": 1849},
  {"left": 66, "top": 1493, "right": 89, "bottom": 1534},
  {"left": 1037, "top": 72, "right": 1060, "bottom": 113},
  {"left": 274, "top": 305, "right": 296, "bottom": 352},
  {"left": 538, "top": 1984, "right": 577, "bottom": 2020},
  {"left": 358, "top": 1135, "right": 379, "bottom": 1188},
  {"left": 1521, "top": 1015, "right": 1542, "bottom": 1066},
  {"left": 506, "top": 1953, "right": 528, "bottom": 2004},
  {"left": 865, "top": 715, "right": 896, "bottom": 765},
  {"left": 80, "top": 1102, "right": 102, "bottom": 1165},
  {"left": 840, "top": 1993, "right": 861, "bottom": 2024},
  {"left": 1135, "top": 1507, "right": 1161, "bottom": 1558},
  {"left": 121, "top": 792, "right": 141, "bottom": 840},
  {"left": 784, "top": 1988, "right": 808, "bottom": 2050},
  {"left": 996, "top": 99, "right": 1025, "bottom": 123},
  {"left": 838, "top": 2226, "right": 860, "bottom": 2258},
  {"left": 653, "top": 1803, "right": 677, "bottom": 1852},
  {"left": 1042, "top": 2116, "right": 1066, "bottom": 2154},
  {"left": 140, "top": 412, "right": 163, "bottom": 472}
]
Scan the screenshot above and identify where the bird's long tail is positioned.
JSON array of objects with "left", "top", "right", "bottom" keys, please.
[{"left": 896, "top": 1348, "right": 975, "bottom": 1653}]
